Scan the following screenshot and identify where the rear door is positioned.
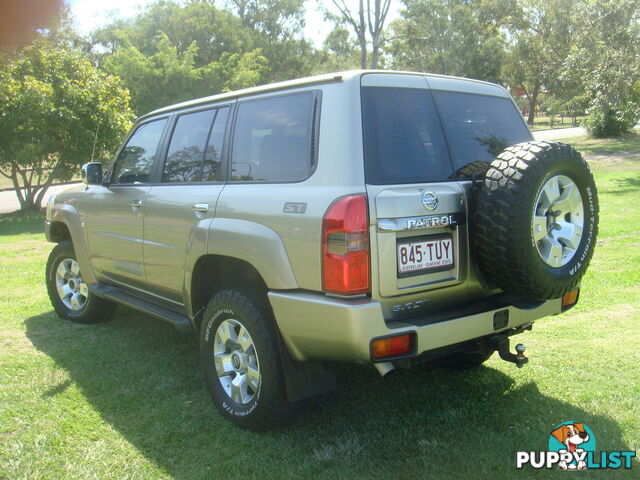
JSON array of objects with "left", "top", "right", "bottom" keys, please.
[
  {"left": 142, "top": 104, "right": 231, "bottom": 303},
  {"left": 361, "top": 74, "right": 531, "bottom": 315},
  {"left": 361, "top": 76, "right": 467, "bottom": 307},
  {"left": 143, "top": 104, "right": 231, "bottom": 303}
]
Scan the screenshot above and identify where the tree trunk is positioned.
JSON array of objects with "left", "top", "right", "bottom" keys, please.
[
  {"left": 527, "top": 86, "right": 539, "bottom": 126},
  {"left": 34, "top": 175, "right": 56, "bottom": 210},
  {"left": 370, "top": 38, "right": 379, "bottom": 68},
  {"left": 358, "top": 33, "right": 367, "bottom": 69},
  {"left": 7, "top": 166, "right": 27, "bottom": 211},
  {"left": 358, "top": 0, "right": 367, "bottom": 69}
]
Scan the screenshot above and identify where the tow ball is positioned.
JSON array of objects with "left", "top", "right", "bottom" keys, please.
[{"left": 495, "top": 337, "right": 528, "bottom": 368}]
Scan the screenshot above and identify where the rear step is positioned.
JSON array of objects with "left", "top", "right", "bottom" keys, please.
[{"left": 89, "top": 284, "right": 193, "bottom": 333}]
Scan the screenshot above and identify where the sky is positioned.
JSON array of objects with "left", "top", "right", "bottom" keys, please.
[{"left": 65, "top": 0, "right": 401, "bottom": 48}]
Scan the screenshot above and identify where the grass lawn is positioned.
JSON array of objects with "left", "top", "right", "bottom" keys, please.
[
  {"left": 529, "top": 115, "right": 586, "bottom": 131},
  {"left": 1, "top": 134, "right": 639, "bottom": 479}
]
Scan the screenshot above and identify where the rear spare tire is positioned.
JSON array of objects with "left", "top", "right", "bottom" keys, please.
[{"left": 473, "top": 141, "right": 598, "bottom": 300}]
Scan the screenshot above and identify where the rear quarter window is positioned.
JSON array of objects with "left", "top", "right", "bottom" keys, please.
[{"left": 231, "top": 92, "right": 316, "bottom": 182}]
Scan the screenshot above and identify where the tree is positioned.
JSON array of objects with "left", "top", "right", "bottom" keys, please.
[
  {"left": 501, "top": 0, "right": 579, "bottom": 125},
  {"left": 0, "top": 39, "right": 133, "bottom": 212},
  {"left": 101, "top": 30, "right": 267, "bottom": 114},
  {"left": 390, "top": 0, "right": 508, "bottom": 83},
  {"left": 93, "top": 0, "right": 310, "bottom": 113},
  {"left": 312, "top": 25, "right": 361, "bottom": 73},
  {"left": 566, "top": 0, "right": 640, "bottom": 136},
  {"left": 325, "top": 0, "right": 393, "bottom": 68}
]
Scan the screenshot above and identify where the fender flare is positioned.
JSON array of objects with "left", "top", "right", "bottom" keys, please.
[
  {"left": 49, "top": 204, "right": 97, "bottom": 285},
  {"left": 206, "top": 218, "right": 298, "bottom": 289}
]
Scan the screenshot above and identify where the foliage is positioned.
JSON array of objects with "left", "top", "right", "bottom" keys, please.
[
  {"left": 323, "top": 0, "right": 393, "bottom": 69},
  {"left": 566, "top": 0, "right": 640, "bottom": 137},
  {"left": 582, "top": 104, "right": 638, "bottom": 138},
  {"left": 93, "top": 0, "right": 310, "bottom": 114},
  {"left": 101, "top": 30, "right": 267, "bottom": 114},
  {"left": 500, "top": 0, "right": 580, "bottom": 125},
  {"left": 390, "top": 0, "right": 508, "bottom": 83},
  {"left": 312, "top": 26, "right": 361, "bottom": 73},
  {"left": 0, "top": 39, "right": 133, "bottom": 211}
]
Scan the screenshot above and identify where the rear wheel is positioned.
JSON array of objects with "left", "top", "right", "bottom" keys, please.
[
  {"left": 200, "top": 288, "right": 302, "bottom": 431},
  {"left": 46, "top": 240, "right": 116, "bottom": 323}
]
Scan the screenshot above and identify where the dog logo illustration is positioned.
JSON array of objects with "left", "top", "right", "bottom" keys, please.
[
  {"left": 517, "top": 421, "right": 636, "bottom": 470},
  {"left": 549, "top": 422, "right": 596, "bottom": 470}
]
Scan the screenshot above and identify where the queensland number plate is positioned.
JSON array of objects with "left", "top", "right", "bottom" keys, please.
[{"left": 397, "top": 236, "right": 454, "bottom": 274}]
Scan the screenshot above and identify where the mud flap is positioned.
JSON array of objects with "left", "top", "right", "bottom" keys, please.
[{"left": 275, "top": 330, "right": 336, "bottom": 403}]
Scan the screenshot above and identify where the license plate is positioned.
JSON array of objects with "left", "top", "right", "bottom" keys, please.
[{"left": 397, "top": 236, "right": 454, "bottom": 274}]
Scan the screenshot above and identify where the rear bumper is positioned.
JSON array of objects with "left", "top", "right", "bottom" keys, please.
[{"left": 268, "top": 291, "right": 562, "bottom": 363}]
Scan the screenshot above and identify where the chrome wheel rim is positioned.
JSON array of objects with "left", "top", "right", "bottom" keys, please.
[
  {"left": 533, "top": 174, "right": 584, "bottom": 268},
  {"left": 55, "top": 258, "right": 88, "bottom": 311},
  {"left": 213, "top": 319, "right": 261, "bottom": 405}
]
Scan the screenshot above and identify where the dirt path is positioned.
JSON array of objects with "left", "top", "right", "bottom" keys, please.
[{"left": 0, "top": 183, "right": 82, "bottom": 214}]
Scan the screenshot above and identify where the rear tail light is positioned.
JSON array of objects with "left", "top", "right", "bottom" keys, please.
[
  {"left": 371, "top": 333, "right": 414, "bottom": 359},
  {"left": 561, "top": 289, "right": 580, "bottom": 311},
  {"left": 322, "top": 193, "right": 370, "bottom": 295}
]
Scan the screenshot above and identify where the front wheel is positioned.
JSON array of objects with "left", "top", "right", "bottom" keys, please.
[
  {"left": 200, "top": 288, "right": 302, "bottom": 431},
  {"left": 46, "top": 240, "right": 116, "bottom": 323}
]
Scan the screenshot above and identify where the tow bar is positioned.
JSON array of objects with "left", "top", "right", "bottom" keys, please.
[{"left": 495, "top": 337, "right": 528, "bottom": 368}]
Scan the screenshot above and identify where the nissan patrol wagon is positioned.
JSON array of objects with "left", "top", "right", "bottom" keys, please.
[{"left": 45, "top": 70, "right": 598, "bottom": 431}]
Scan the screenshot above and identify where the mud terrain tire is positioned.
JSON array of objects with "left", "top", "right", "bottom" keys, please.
[{"left": 473, "top": 141, "right": 598, "bottom": 300}]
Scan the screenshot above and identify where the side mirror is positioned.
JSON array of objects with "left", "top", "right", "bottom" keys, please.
[{"left": 82, "top": 162, "right": 103, "bottom": 186}]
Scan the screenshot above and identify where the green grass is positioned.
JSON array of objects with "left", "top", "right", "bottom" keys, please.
[
  {"left": 1, "top": 139, "right": 639, "bottom": 479},
  {"left": 529, "top": 115, "right": 586, "bottom": 131}
]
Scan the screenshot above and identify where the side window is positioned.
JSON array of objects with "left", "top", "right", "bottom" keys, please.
[
  {"left": 231, "top": 93, "right": 314, "bottom": 182},
  {"left": 112, "top": 118, "right": 167, "bottom": 184},
  {"left": 163, "top": 109, "right": 216, "bottom": 183},
  {"left": 202, "top": 107, "right": 229, "bottom": 182}
]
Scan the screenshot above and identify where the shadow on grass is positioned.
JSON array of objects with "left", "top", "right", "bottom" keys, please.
[
  {"left": 25, "top": 309, "right": 635, "bottom": 480},
  {"left": 0, "top": 211, "right": 44, "bottom": 236},
  {"left": 611, "top": 174, "right": 640, "bottom": 193}
]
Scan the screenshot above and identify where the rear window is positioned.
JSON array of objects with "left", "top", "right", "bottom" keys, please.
[
  {"left": 431, "top": 90, "right": 531, "bottom": 170},
  {"left": 362, "top": 87, "right": 452, "bottom": 185},
  {"left": 361, "top": 87, "right": 531, "bottom": 184}
]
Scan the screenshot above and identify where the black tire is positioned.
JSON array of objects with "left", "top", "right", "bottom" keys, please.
[
  {"left": 46, "top": 240, "right": 116, "bottom": 323},
  {"left": 473, "top": 141, "right": 598, "bottom": 300},
  {"left": 200, "top": 288, "right": 302, "bottom": 432},
  {"left": 434, "top": 349, "right": 495, "bottom": 369}
]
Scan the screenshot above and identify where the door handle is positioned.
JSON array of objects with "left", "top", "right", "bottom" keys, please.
[
  {"left": 129, "top": 199, "right": 142, "bottom": 208},
  {"left": 192, "top": 203, "right": 209, "bottom": 213}
]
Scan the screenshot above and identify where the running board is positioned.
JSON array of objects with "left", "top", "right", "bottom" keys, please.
[{"left": 89, "top": 284, "right": 193, "bottom": 333}]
